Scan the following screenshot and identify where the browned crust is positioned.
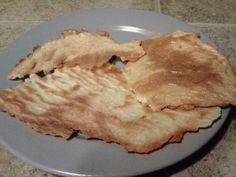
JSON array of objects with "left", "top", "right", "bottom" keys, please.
[
  {"left": 8, "top": 29, "right": 86, "bottom": 80},
  {"left": 96, "top": 30, "right": 110, "bottom": 37},
  {"left": 61, "top": 29, "right": 87, "bottom": 38},
  {"left": 75, "top": 112, "right": 219, "bottom": 153},
  {"left": 1, "top": 30, "right": 226, "bottom": 154},
  {"left": 9, "top": 44, "right": 42, "bottom": 80},
  {"left": 8, "top": 29, "right": 145, "bottom": 80},
  {"left": 125, "top": 30, "right": 236, "bottom": 111},
  {"left": 0, "top": 80, "right": 221, "bottom": 154}
]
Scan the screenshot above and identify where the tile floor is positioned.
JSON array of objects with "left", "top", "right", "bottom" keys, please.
[{"left": 0, "top": 1, "right": 235, "bottom": 177}]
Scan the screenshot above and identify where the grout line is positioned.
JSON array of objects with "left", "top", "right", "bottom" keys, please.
[
  {"left": 0, "top": 20, "right": 46, "bottom": 23},
  {"left": 154, "top": 0, "right": 158, "bottom": 13},
  {"left": 189, "top": 22, "right": 236, "bottom": 27},
  {"left": 157, "top": 0, "right": 162, "bottom": 13}
]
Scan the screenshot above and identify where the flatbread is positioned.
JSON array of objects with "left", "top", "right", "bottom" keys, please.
[
  {"left": 8, "top": 29, "right": 145, "bottom": 80},
  {"left": 124, "top": 31, "right": 236, "bottom": 111},
  {"left": 0, "top": 65, "right": 221, "bottom": 153}
]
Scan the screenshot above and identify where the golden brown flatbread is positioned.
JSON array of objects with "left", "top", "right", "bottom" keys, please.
[
  {"left": 0, "top": 65, "right": 221, "bottom": 153},
  {"left": 124, "top": 31, "right": 236, "bottom": 111},
  {"left": 8, "top": 29, "right": 145, "bottom": 80}
]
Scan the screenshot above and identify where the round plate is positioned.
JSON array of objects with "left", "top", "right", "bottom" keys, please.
[{"left": 0, "top": 9, "right": 229, "bottom": 177}]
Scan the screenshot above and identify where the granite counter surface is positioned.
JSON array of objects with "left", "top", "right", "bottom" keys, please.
[{"left": 0, "top": 0, "right": 235, "bottom": 177}]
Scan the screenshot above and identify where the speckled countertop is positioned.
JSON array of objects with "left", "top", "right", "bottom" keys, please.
[{"left": 0, "top": 0, "right": 236, "bottom": 177}]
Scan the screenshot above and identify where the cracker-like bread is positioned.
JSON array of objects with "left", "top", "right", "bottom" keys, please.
[
  {"left": 8, "top": 29, "right": 145, "bottom": 80},
  {"left": 0, "top": 65, "right": 220, "bottom": 153},
  {"left": 124, "top": 31, "right": 236, "bottom": 111}
]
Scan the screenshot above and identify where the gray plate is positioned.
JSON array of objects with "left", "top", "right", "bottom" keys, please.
[{"left": 0, "top": 9, "right": 229, "bottom": 177}]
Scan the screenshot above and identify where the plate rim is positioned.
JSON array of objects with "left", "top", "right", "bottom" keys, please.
[{"left": 0, "top": 8, "right": 230, "bottom": 177}]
